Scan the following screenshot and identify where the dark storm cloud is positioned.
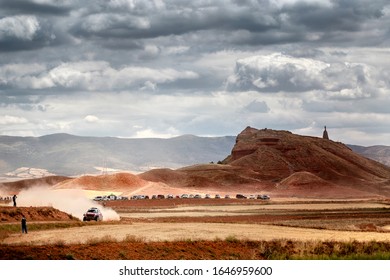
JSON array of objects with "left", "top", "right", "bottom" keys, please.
[
  {"left": 282, "top": 0, "right": 384, "bottom": 32},
  {"left": 0, "top": 28, "right": 56, "bottom": 52},
  {"left": 0, "top": 0, "right": 72, "bottom": 16},
  {"left": 71, "top": 4, "right": 280, "bottom": 41},
  {"left": 68, "top": 0, "right": 389, "bottom": 48}
]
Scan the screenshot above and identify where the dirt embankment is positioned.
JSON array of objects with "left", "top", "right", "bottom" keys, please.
[{"left": 0, "top": 206, "right": 76, "bottom": 222}]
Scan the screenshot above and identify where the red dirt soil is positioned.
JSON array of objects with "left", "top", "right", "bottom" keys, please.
[{"left": 0, "top": 206, "right": 76, "bottom": 222}]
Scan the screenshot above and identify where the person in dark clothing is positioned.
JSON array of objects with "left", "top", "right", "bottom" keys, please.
[
  {"left": 13, "top": 194, "right": 17, "bottom": 207},
  {"left": 21, "top": 216, "right": 27, "bottom": 234}
]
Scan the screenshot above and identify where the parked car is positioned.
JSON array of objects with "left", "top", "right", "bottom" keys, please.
[
  {"left": 181, "top": 194, "right": 189, "bottom": 199},
  {"left": 167, "top": 194, "right": 174, "bottom": 199},
  {"left": 257, "top": 194, "right": 271, "bottom": 200},
  {"left": 194, "top": 194, "right": 202, "bottom": 199},
  {"left": 205, "top": 194, "right": 211, "bottom": 199},
  {"left": 236, "top": 194, "right": 247, "bottom": 199},
  {"left": 224, "top": 194, "right": 230, "bottom": 199},
  {"left": 249, "top": 195, "right": 256, "bottom": 199},
  {"left": 93, "top": 196, "right": 103, "bottom": 201},
  {"left": 107, "top": 194, "right": 117, "bottom": 200},
  {"left": 215, "top": 194, "right": 221, "bottom": 199},
  {"left": 83, "top": 207, "right": 103, "bottom": 221}
]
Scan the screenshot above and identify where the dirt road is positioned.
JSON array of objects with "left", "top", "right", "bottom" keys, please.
[{"left": 4, "top": 222, "right": 390, "bottom": 245}]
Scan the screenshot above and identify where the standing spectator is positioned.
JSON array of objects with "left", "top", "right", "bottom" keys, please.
[
  {"left": 13, "top": 194, "right": 17, "bottom": 207},
  {"left": 21, "top": 215, "right": 28, "bottom": 234}
]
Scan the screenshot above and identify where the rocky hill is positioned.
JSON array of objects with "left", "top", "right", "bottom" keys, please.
[
  {"left": 225, "top": 127, "right": 390, "bottom": 181},
  {"left": 141, "top": 127, "right": 390, "bottom": 198}
]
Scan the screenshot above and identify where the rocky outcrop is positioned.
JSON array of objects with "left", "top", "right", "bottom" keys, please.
[{"left": 224, "top": 126, "right": 390, "bottom": 186}]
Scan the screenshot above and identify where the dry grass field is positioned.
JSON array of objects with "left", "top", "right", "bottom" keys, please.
[{"left": 2, "top": 198, "right": 390, "bottom": 259}]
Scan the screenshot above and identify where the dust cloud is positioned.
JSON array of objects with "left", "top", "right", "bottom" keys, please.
[{"left": 17, "top": 186, "right": 120, "bottom": 221}]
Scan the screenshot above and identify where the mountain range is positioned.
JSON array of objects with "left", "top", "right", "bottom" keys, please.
[
  {"left": 0, "top": 131, "right": 389, "bottom": 182},
  {"left": 0, "top": 133, "right": 235, "bottom": 181}
]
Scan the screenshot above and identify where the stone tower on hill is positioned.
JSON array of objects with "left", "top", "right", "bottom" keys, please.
[{"left": 323, "top": 126, "right": 329, "bottom": 140}]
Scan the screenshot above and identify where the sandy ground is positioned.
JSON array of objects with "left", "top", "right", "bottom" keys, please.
[{"left": 4, "top": 222, "right": 390, "bottom": 245}]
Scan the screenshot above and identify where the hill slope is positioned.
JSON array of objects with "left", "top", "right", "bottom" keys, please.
[
  {"left": 225, "top": 127, "right": 390, "bottom": 180},
  {"left": 139, "top": 127, "right": 390, "bottom": 198}
]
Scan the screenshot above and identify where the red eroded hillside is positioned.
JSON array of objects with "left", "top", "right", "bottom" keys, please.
[
  {"left": 275, "top": 171, "right": 375, "bottom": 198},
  {"left": 226, "top": 127, "right": 390, "bottom": 181},
  {"left": 54, "top": 172, "right": 147, "bottom": 192},
  {"left": 140, "top": 127, "right": 390, "bottom": 198}
]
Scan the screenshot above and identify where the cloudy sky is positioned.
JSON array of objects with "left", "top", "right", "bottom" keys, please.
[{"left": 0, "top": 0, "right": 389, "bottom": 145}]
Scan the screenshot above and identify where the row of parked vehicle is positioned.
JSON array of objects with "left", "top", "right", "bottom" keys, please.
[
  {"left": 236, "top": 194, "right": 271, "bottom": 200},
  {"left": 93, "top": 193, "right": 271, "bottom": 201},
  {"left": 93, "top": 195, "right": 129, "bottom": 201},
  {"left": 129, "top": 193, "right": 271, "bottom": 200}
]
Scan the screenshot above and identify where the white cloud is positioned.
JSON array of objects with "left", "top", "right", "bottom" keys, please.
[
  {"left": 164, "top": 46, "right": 190, "bottom": 55},
  {"left": 243, "top": 99, "right": 270, "bottom": 113},
  {"left": 0, "top": 63, "right": 46, "bottom": 77},
  {"left": 134, "top": 128, "right": 179, "bottom": 138},
  {"left": 0, "top": 61, "right": 199, "bottom": 91},
  {"left": 84, "top": 115, "right": 99, "bottom": 123},
  {"left": 0, "top": 16, "right": 40, "bottom": 41},
  {"left": 0, "top": 115, "right": 29, "bottom": 125},
  {"left": 226, "top": 53, "right": 329, "bottom": 91},
  {"left": 226, "top": 53, "right": 388, "bottom": 99},
  {"left": 0, "top": 63, "right": 49, "bottom": 88}
]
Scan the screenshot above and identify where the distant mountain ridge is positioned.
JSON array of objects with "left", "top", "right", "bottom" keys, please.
[
  {"left": 0, "top": 133, "right": 236, "bottom": 180},
  {"left": 348, "top": 145, "right": 390, "bottom": 167},
  {"left": 0, "top": 132, "right": 389, "bottom": 182}
]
